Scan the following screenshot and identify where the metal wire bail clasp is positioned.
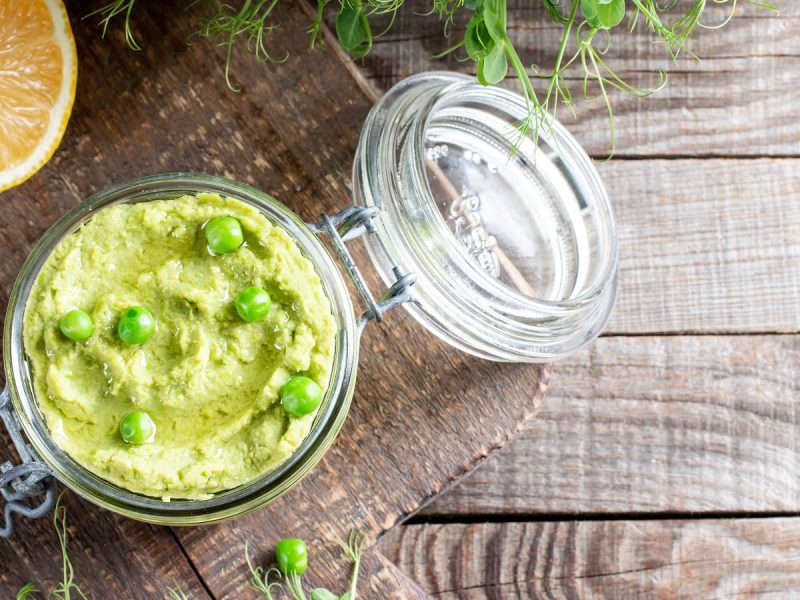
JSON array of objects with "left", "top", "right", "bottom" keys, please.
[
  {"left": 309, "top": 206, "right": 416, "bottom": 333},
  {"left": 0, "top": 387, "right": 56, "bottom": 539}
]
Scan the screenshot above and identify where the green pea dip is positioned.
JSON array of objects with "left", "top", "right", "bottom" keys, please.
[{"left": 23, "top": 193, "right": 336, "bottom": 500}]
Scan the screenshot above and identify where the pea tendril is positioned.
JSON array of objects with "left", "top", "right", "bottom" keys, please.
[
  {"left": 190, "top": 0, "right": 289, "bottom": 92},
  {"left": 15, "top": 584, "right": 39, "bottom": 600},
  {"left": 245, "top": 540, "right": 286, "bottom": 599}
]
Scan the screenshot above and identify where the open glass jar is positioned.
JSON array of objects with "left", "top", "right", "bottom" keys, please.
[
  {"left": 0, "top": 71, "right": 618, "bottom": 534},
  {"left": 3, "top": 174, "right": 363, "bottom": 528},
  {"left": 355, "top": 72, "right": 618, "bottom": 360}
]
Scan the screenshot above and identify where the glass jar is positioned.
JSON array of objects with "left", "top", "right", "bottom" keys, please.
[
  {"left": 354, "top": 72, "right": 618, "bottom": 361},
  {"left": 3, "top": 174, "right": 361, "bottom": 527},
  {"left": 0, "top": 71, "right": 618, "bottom": 533}
]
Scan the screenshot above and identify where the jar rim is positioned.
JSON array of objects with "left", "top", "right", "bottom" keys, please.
[{"left": 3, "top": 173, "right": 359, "bottom": 524}]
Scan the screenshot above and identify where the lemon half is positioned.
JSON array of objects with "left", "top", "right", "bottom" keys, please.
[{"left": 0, "top": 0, "right": 78, "bottom": 193}]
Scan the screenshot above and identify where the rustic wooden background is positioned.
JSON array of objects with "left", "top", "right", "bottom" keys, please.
[
  {"left": 2, "top": 1, "right": 550, "bottom": 598},
  {"left": 365, "top": 0, "right": 800, "bottom": 597},
  {"left": 0, "top": 0, "right": 798, "bottom": 598}
]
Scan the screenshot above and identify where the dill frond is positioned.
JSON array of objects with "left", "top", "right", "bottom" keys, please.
[
  {"left": 84, "top": 0, "right": 778, "bottom": 152},
  {"left": 191, "top": 0, "right": 288, "bottom": 92},
  {"left": 85, "top": 0, "right": 141, "bottom": 50}
]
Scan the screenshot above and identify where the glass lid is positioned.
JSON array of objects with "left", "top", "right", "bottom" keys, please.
[{"left": 355, "top": 72, "right": 619, "bottom": 363}]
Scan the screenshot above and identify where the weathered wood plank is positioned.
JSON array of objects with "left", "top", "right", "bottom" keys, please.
[
  {"left": 366, "top": 551, "right": 434, "bottom": 599},
  {"left": 600, "top": 159, "right": 800, "bottom": 334},
  {"left": 381, "top": 518, "right": 800, "bottom": 599},
  {"left": 340, "top": 0, "right": 800, "bottom": 156},
  {"left": 418, "top": 335, "right": 800, "bottom": 516}
]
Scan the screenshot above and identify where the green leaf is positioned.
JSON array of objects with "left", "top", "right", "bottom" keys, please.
[
  {"left": 336, "top": 5, "right": 368, "bottom": 53},
  {"left": 339, "top": 593, "right": 352, "bottom": 600},
  {"left": 581, "top": 0, "right": 599, "bottom": 22},
  {"left": 310, "top": 589, "right": 340, "bottom": 600},
  {"left": 481, "top": 0, "right": 504, "bottom": 42},
  {"left": 476, "top": 59, "right": 487, "bottom": 85},
  {"left": 479, "top": 43, "right": 508, "bottom": 85},
  {"left": 465, "top": 15, "right": 492, "bottom": 60},
  {"left": 596, "top": 0, "right": 625, "bottom": 28}
]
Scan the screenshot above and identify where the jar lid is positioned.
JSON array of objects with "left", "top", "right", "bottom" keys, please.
[{"left": 353, "top": 72, "right": 618, "bottom": 362}]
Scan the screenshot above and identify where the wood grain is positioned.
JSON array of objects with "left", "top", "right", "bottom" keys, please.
[
  {"left": 600, "top": 159, "right": 800, "bottom": 334},
  {"left": 417, "top": 334, "right": 800, "bottom": 516},
  {"left": 335, "top": 0, "right": 800, "bottom": 157},
  {"left": 381, "top": 518, "right": 800, "bottom": 599},
  {"left": 0, "top": 1, "right": 548, "bottom": 597}
]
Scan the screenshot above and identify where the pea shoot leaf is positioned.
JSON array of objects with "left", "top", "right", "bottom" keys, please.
[
  {"left": 582, "top": 0, "right": 625, "bottom": 29},
  {"left": 465, "top": 15, "right": 492, "bottom": 60},
  {"left": 336, "top": 5, "right": 369, "bottom": 54},
  {"left": 597, "top": 0, "right": 625, "bottom": 28},
  {"left": 581, "top": 0, "right": 599, "bottom": 23},
  {"left": 310, "top": 589, "right": 340, "bottom": 600},
  {"left": 481, "top": 0, "right": 504, "bottom": 41},
  {"left": 478, "top": 43, "right": 508, "bottom": 85}
]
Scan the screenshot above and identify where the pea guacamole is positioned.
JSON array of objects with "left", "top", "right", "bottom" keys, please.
[{"left": 23, "top": 193, "right": 336, "bottom": 500}]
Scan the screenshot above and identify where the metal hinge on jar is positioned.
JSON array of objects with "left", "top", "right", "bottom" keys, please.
[
  {"left": 0, "top": 387, "right": 56, "bottom": 538},
  {"left": 309, "top": 206, "right": 416, "bottom": 333}
]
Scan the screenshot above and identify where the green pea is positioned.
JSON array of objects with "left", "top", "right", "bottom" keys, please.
[
  {"left": 275, "top": 538, "right": 308, "bottom": 575},
  {"left": 119, "top": 411, "right": 156, "bottom": 444},
  {"left": 280, "top": 376, "right": 323, "bottom": 417},
  {"left": 205, "top": 216, "right": 244, "bottom": 254},
  {"left": 59, "top": 309, "right": 94, "bottom": 341},
  {"left": 117, "top": 306, "right": 156, "bottom": 345},
  {"left": 235, "top": 286, "right": 272, "bottom": 322}
]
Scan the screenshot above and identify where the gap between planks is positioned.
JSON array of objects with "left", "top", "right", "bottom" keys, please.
[
  {"left": 416, "top": 334, "right": 800, "bottom": 517},
  {"left": 600, "top": 331, "right": 800, "bottom": 338},
  {"left": 406, "top": 511, "right": 800, "bottom": 525},
  {"left": 168, "top": 528, "right": 217, "bottom": 600}
]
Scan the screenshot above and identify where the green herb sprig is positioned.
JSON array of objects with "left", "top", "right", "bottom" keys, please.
[
  {"left": 15, "top": 584, "right": 40, "bottom": 600},
  {"left": 167, "top": 582, "right": 190, "bottom": 600},
  {"left": 246, "top": 530, "right": 366, "bottom": 600},
  {"left": 86, "top": 0, "right": 777, "bottom": 152},
  {"left": 18, "top": 496, "right": 366, "bottom": 600},
  {"left": 52, "top": 495, "right": 88, "bottom": 600},
  {"left": 85, "top": 0, "right": 140, "bottom": 51},
  {"left": 16, "top": 493, "right": 88, "bottom": 600},
  {"left": 191, "top": 0, "right": 289, "bottom": 92}
]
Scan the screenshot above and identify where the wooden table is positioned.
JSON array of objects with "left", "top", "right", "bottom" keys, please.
[
  {"left": 366, "top": 1, "right": 800, "bottom": 597},
  {"left": 1, "top": 1, "right": 798, "bottom": 598},
  {"left": 1, "top": 1, "right": 549, "bottom": 598}
]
